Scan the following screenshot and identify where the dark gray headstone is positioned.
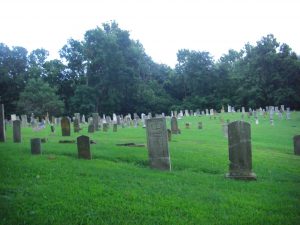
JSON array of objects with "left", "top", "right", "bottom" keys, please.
[
  {"left": 226, "top": 121, "right": 256, "bottom": 180},
  {"left": 146, "top": 118, "right": 171, "bottom": 171},
  {"left": 171, "top": 116, "right": 179, "bottom": 134},
  {"left": 92, "top": 113, "right": 99, "bottom": 131},
  {"left": 61, "top": 117, "right": 70, "bottom": 136},
  {"left": 0, "top": 104, "right": 5, "bottom": 142},
  {"left": 31, "top": 138, "right": 41, "bottom": 154},
  {"left": 77, "top": 135, "right": 91, "bottom": 159},
  {"left": 88, "top": 123, "right": 94, "bottom": 133},
  {"left": 293, "top": 135, "right": 300, "bottom": 155},
  {"left": 13, "top": 120, "right": 21, "bottom": 143},
  {"left": 113, "top": 124, "right": 117, "bottom": 132}
]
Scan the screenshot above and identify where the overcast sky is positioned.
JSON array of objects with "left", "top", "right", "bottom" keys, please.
[{"left": 1, "top": 0, "right": 299, "bottom": 67}]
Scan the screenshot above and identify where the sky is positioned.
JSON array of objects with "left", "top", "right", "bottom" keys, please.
[{"left": 0, "top": 0, "right": 299, "bottom": 67}]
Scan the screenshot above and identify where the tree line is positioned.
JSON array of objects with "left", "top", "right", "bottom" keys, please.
[{"left": 0, "top": 21, "right": 300, "bottom": 117}]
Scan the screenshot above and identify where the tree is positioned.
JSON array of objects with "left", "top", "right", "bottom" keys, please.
[{"left": 17, "top": 79, "right": 64, "bottom": 117}]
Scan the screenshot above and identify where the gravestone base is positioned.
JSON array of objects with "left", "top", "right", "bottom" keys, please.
[
  {"left": 225, "top": 172, "right": 257, "bottom": 180},
  {"left": 150, "top": 157, "right": 171, "bottom": 171}
]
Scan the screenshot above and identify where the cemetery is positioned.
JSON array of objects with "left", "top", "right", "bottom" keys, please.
[{"left": 0, "top": 105, "right": 300, "bottom": 225}]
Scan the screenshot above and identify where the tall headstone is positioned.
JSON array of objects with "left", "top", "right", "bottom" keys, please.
[
  {"left": 88, "top": 122, "right": 94, "bottom": 133},
  {"left": 73, "top": 118, "right": 80, "bottom": 133},
  {"left": 146, "top": 118, "right": 171, "bottom": 171},
  {"left": 61, "top": 117, "right": 71, "bottom": 136},
  {"left": 170, "top": 116, "right": 179, "bottom": 134},
  {"left": 92, "top": 113, "right": 99, "bottom": 131},
  {"left": 13, "top": 120, "right": 21, "bottom": 143},
  {"left": 31, "top": 138, "right": 41, "bottom": 154},
  {"left": 77, "top": 135, "right": 91, "bottom": 160},
  {"left": 0, "top": 104, "right": 5, "bottom": 142},
  {"left": 293, "top": 135, "right": 300, "bottom": 155},
  {"left": 226, "top": 121, "right": 256, "bottom": 180}
]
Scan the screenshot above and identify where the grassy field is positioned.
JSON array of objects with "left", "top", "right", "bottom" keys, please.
[{"left": 1, "top": 112, "right": 300, "bottom": 225}]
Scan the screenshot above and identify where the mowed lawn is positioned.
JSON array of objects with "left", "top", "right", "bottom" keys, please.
[{"left": 1, "top": 112, "right": 300, "bottom": 225}]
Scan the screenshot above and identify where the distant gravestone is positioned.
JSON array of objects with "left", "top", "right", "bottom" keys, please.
[
  {"left": 226, "top": 121, "right": 256, "bottom": 180},
  {"left": 146, "top": 118, "right": 171, "bottom": 171},
  {"left": 0, "top": 104, "right": 5, "bottom": 142},
  {"left": 88, "top": 123, "right": 94, "bottom": 133},
  {"left": 13, "top": 120, "right": 21, "bottom": 143},
  {"left": 113, "top": 124, "right": 117, "bottom": 132},
  {"left": 61, "top": 117, "right": 70, "bottom": 136},
  {"left": 77, "top": 135, "right": 91, "bottom": 160},
  {"left": 73, "top": 118, "right": 80, "bottom": 132},
  {"left": 92, "top": 113, "right": 99, "bottom": 131},
  {"left": 198, "top": 122, "right": 202, "bottom": 129},
  {"left": 171, "top": 116, "right": 179, "bottom": 134},
  {"left": 167, "top": 129, "right": 171, "bottom": 142},
  {"left": 103, "top": 123, "right": 109, "bottom": 132},
  {"left": 293, "top": 135, "right": 300, "bottom": 155},
  {"left": 31, "top": 138, "right": 41, "bottom": 154},
  {"left": 222, "top": 123, "right": 228, "bottom": 138}
]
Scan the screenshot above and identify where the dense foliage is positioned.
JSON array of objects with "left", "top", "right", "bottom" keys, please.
[{"left": 0, "top": 22, "right": 300, "bottom": 117}]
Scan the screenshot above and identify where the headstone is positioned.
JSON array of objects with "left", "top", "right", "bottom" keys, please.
[
  {"left": 293, "top": 135, "right": 300, "bottom": 155},
  {"left": 82, "top": 115, "right": 86, "bottom": 124},
  {"left": 21, "top": 114, "right": 28, "bottom": 127},
  {"left": 103, "top": 123, "right": 109, "bottom": 132},
  {"left": 222, "top": 123, "right": 228, "bottom": 138},
  {"left": 92, "top": 113, "right": 99, "bottom": 131},
  {"left": 113, "top": 124, "right": 117, "bottom": 132},
  {"left": 88, "top": 123, "right": 94, "bottom": 133},
  {"left": 167, "top": 129, "right": 171, "bottom": 142},
  {"left": 226, "top": 121, "right": 256, "bottom": 180},
  {"left": 198, "top": 122, "right": 202, "bottom": 129},
  {"left": 170, "top": 116, "right": 179, "bottom": 134},
  {"left": 0, "top": 104, "right": 5, "bottom": 142},
  {"left": 13, "top": 120, "right": 21, "bottom": 143},
  {"left": 77, "top": 135, "right": 91, "bottom": 160},
  {"left": 11, "top": 114, "right": 17, "bottom": 121},
  {"left": 61, "top": 117, "right": 71, "bottom": 136},
  {"left": 50, "top": 125, "right": 55, "bottom": 133},
  {"left": 31, "top": 138, "right": 41, "bottom": 154},
  {"left": 145, "top": 118, "right": 171, "bottom": 171},
  {"left": 73, "top": 118, "right": 80, "bottom": 132}
]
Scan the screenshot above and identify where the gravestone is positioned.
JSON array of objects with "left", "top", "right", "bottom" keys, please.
[
  {"left": 146, "top": 118, "right": 171, "bottom": 171},
  {"left": 103, "top": 123, "right": 109, "bottom": 132},
  {"left": 226, "top": 121, "right": 256, "bottom": 180},
  {"left": 171, "top": 116, "right": 179, "bottom": 134},
  {"left": 31, "top": 138, "right": 41, "bottom": 154},
  {"left": 0, "top": 104, "right": 5, "bottom": 142},
  {"left": 293, "top": 135, "right": 300, "bottom": 155},
  {"left": 13, "top": 120, "right": 21, "bottom": 143},
  {"left": 77, "top": 135, "right": 91, "bottom": 159},
  {"left": 50, "top": 125, "right": 55, "bottom": 133},
  {"left": 61, "top": 117, "right": 70, "bottom": 136},
  {"left": 167, "top": 129, "right": 171, "bottom": 142},
  {"left": 113, "top": 124, "right": 117, "bottom": 132},
  {"left": 88, "top": 123, "right": 94, "bottom": 133},
  {"left": 21, "top": 114, "right": 28, "bottom": 127},
  {"left": 198, "top": 122, "right": 202, "bottom": 129},
  {"left": 92, "top": 113, "right": 99, "bottom": 131},
  {"left": 73, "top": 118, "right": 80, "bottom": 132}
]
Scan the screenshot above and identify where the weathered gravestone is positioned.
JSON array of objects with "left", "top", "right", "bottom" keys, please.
[
  {"left": 88, "top": 122, "right": 94, "bottom": 133},
  {"left": 171, "top": 116, "right": 179, "bottom": 134},
  {"left": 145, "top": 118, "right": 171, "bottom": 171},
  {"left": 293, "top": 135, "right": 300, "bottom": 155},
  {"left": 113, "top": 124, "right": 117, "bottom": 132},
  {"left": 73, "top": 118, "right": 80, "bottom": 132},
  {"left": 61, "top": 117, "right": 70, "bottom": 136},
  {"left": 13, "top": 120, "right": 21, "bottom": 143},
  {"left": 92, "top": 113, "right": 99, "bottom": 131},
  {"left": 31, "top": 138, "right": 41, "bottom": 154},
  {"left": 77, "top": 135, "right": 91, "bottom": 160},
  {"left": 0, "top": 104, "right": 5, "bottom": 142},
  {"left": 226, "top": 121, "right": 256, "bottom": 180}
]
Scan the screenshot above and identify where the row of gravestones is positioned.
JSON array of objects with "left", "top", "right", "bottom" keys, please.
[{"left": 1, "top": 104, "right": 300, "bottom": 179}]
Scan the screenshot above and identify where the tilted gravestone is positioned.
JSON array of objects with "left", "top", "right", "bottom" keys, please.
[
  {"left": 77, "top": 135, "right": 91, "bottom": 159},
  {"left": 146, "top": 118, "right": 171, "bottom": 171},
  {"left": 31, "top": 138, "right": 41, "bottom": 154},
  {"left": 61, "top": 117, "right": 70, "bottom": 136},
  {"left": 0, "top": 104, "right": 5, "bottom": 142},
  {"left": 171, "top": 116, "right": 179, "bottom": 134},
  {"left": 13, "top": 120, "right": 21, "bottom": 143},
  {"left": 293, "top": 135, "right": 300, "bottom": 155},
  {"left": 226, "top": 121, "right": 256, "bottom": 180}
]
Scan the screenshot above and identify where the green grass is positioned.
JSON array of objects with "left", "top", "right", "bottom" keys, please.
[{"left": 1, "top": 112, "right": 300, "bottom": 225}]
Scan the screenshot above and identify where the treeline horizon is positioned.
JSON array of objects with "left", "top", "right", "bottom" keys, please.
[{"left": 1, "top": 21, "right": 300, "bottom": 117}]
